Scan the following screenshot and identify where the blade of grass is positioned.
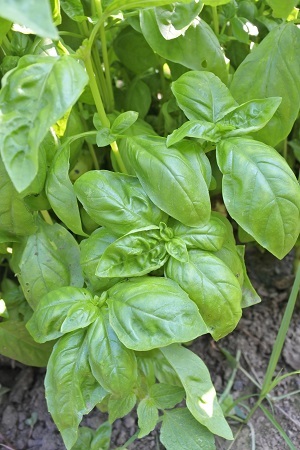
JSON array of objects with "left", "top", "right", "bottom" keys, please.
[{"left": 260, "top": 404, "right": 297, "bottom": 450}]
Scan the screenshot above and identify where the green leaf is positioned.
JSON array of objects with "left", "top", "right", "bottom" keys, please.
[
  {"left": 26, "top": 287, "right": 95, "bottom": 343},
  {"left": 111, "top": 111, "right": 139, "bottom": 135},
  {"left": 0, "top": 159, "right": 36, "bottom": 236},
  {"left": 74, "top": 171, "right": 167, "bottom": 236},
  {"left": 71, "top": 427, "right": 93, "bottom": 450},
  {"left": 125, "top": 136, "right": 211, "bottom": 227},
  {"left": 114, "top": 27, "right": 158, "bottom": 74},
  {"left": 106, "top": 0, "right": 192, "bottom": 14},
  {"left": 161, "top": 408, "right": 216, "bottom": 450},
  {"left": 166, "top": 250, "right": 242, "bottom": 340},
  {"left": 18, "top": 220, "right": 83, "bottom": 310},
  {"left": 149, "top": 383, "right": 185, "bottom": 409},
  {"left": 140, "top": 11, "right": 227, "bottom": 82},
  {"left": 125, "top": 80, "right": 151, "bottom": 119},
  {"left": 45, "top": 330, "right": 106, "bottom": 450},
  {"left": 165, "top": 238, "right": 189, "bottom": 262},
  {"left": 219, "top": 98, "right": 282, "bottom": 137},
  {"left": 166, "top": 120, "right": 235, "bottom": 147},
  {"left": 96, "top": 128, "right": 116, "bottom": 147},
  {"left": 60, "top": 0, "right": 86, "bottom": 21},
  {"left": 96, "top": 227, "right": 168, "bottom": 278},
  {"left": 236, "top": 246, "right": 261, "bottom": 308},
  {"left": 267, "top": 0, "right": 298, "bottom": 19},
  {"left": 0, "top": 55, "right": 88, "bottom": 192},
  {"left": 91, "top": 422, "right": 112, "bottom": 450},
  {"left": 0, "top": 0, "right": 58, "bottom": 39},
  {"left": 230, "top": 23, "right": 300, "bottom": 146},
  {"left": 155, "top": 1, "right": 203, "bottom": 40},
  {"left": 46, "top": 142, "right": 86, "bottom": 236},
  {"left": 80, "top": 228, "right": 121, "bottom": 293},
  {"left": 161, "top": 345, "right": 233, "bottom": 440},
  {"left": 216, "top": 137, "right": 300, "bottom": 259},
  {"left": 171, "top": 71, "right": 237, "bottom": 122},
  {"left": 60, "top": 300, "right": 99, "bottom": 334},
  {"left": 137, "top": 397, "right": 159, "bottom": 438},
  {"left": 108, "top": 392, "right": 137, "bottom": 423},
  {"left": 0, "top": 18, "right": 11, "bottom": 45},
  {"left": 107, "top": 277, "right": 208, "bottom": 351},
  {"left": 0, "top": 320, "right": 53, "bottom": 367},
  {"left": 170, "top": 213, "right": 227, "bottom": 251},
  {"left": 202, "top": 0, "right": 230, "bottom": 5},
  {"left": 88, "top": 312, "right": 138, "bottom": 395}
]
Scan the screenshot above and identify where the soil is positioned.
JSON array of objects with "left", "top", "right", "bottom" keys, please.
[{"left": 0, "top": 246, "right": 300, "bottom": 450}]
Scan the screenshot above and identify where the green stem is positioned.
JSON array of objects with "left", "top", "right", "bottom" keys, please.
[
  {"left": 246, "top": 263, "right": 300, "bottom": 421},
  {"left": 212, "top": 6, "right": 219, "bottom": 35},
  {"left": 40, "top": 210, "right": 53, "bottom": 225},
  {"left": 219, "top": 350, "right": 241, "bottom": 404},
  {"left": 91, "top": 45, "right": 110, "bottom": 109},
  {"left": 78, "top": 103, "right": 100, "bottom": 170},
  {"left": 111, "top": 140, "right": 128, "bottom": 174}
]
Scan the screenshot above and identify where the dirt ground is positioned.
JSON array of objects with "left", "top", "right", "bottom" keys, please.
[{"left": 0, "top": 246, "right": 299, "bottom": 450}]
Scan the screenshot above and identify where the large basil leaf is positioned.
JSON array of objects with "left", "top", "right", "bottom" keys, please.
[
  {"left": 18, "top": 220, "right": 83, "bottom": 310},
  {"left": 125, "top": 136, "right": 211, "bottom": 227},
  {"left": 166, "top": 250, "right": 242, "bottom": 340},
  {"left": 0, "top": 55, "right": 88, "bottom": 192},
  {"left": 219, "top": 98, "right": 282, "bottom": 137},
  {"left": 96, "top": 227, "right": 167, "bottom": 278},
  {"left": 46, "top": 142, "right": 86, "bottom": 236},
  {"left": 161, "top": 408, "right": 216, "bottom": 450},
  {"left": 155, "top": 2, "right": 203, "bottom": 40},
  {"left": 74, "top": 171, "right": 167, "bottom": 236},
  {"left": 0, "top": 320, "right": 53, "bottom": 367},
  {"left": 107, "top": 277, "right": 207, "bottom": 351},
  {"left": 88, "top": 312, "right": 138, "bottom": 395},
  {"left": 230, "top": 23, "right": 300, "bottom": 146},
  {"left": 0, "top": 159, "right": 36, "bottom": 236},
  {"left": 0, "top": 0, "right": 58, "bottom": 39},
  {"left": 161, "top": 345, "right": 233, "bottom": 440},
  {"left": 170, "top": 213, "right": 227, "bottom": 252},
  {"left": 26, "top": 287, "right": 96, "bottom": 343},
  {"left": 140, "top": 11, "right": 227, "bottom": 82},
  {"left": 80, "top": 228, "right": 120, "bottom": 292},
  {"left": 45, "top": 330, "right": 106, "bottom": 450},
  {"left": 171, "top": 71, "right": 237, "bottom": 122},
  {"left": 216, "top": 138, "right": 300, "bottom": 259}
]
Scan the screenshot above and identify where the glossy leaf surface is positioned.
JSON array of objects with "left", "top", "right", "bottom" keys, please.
[
  {"left": 74, "top": 171, "right": 167, "bottom": 235},
  {"left": 96, "top": 228, "right": 168, "bottom": 278},
  {"left": 0, "top": 55, "right": 88, "bottom": 192},
  {"left": 88, "top": 312, "right": 138, "bottom": 395},
  {"left": 217, "top": 138, "right": 300, "bottom": 259},
  {"left": 107, "top": 277, "right": 207, "bottom": 351},
  {"left": 161, "top": 345, "right": 233, "bottom": 439},
  {"left": 18, "top": 221, "right": 83, "bottom": 310},
  {"left": 230, "top": 23, "right": 300, "bottom": 146},
  {"left": 27, "top": 287, "right": 94, "bottom": 343},
  {"left": 166, "top": 120, "right": 234, "bottom": 147},
  {"left": 161, "top": 408, "right": 216, "bottom": 450},
  {"left": 125, "top": 136, "right": 210, "bottom": 227},
  {"left": 45, "top": 330, "right": 106, "bottom": 450},
  {"left": 166, "top": 250, "right": 242, "bottom": 340},
  {"left": 149, "top": 383, "right": 185, "bottom": 409}
]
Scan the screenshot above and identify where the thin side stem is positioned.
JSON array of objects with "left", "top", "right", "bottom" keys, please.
[
  {"left": 40, "top": 210, "right": 53, "bottom": 225},
  {"left": 212, "top": 6, "right": 219, "bottom": 35}
]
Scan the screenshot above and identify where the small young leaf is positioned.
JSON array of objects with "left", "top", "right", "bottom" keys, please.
[
  {"left": 166, "top": 120, "right": 234, "bottom": 147},
  {"left": 46, "top": 142, "right": 86, "bottom": 236},
  {"left": 0, "top": 0, "right": 59, "bottom": 39},
  {"left": 91, "top": 422, "right": 112, "bottom": 450},
  {"left": 80, "top": 228, "right": 121, "bottom": 292},
  {"left": 166, "top": 250, "right": 242, "bottom": 340},
  {"left": 96, "top": 228, "right": 168, "bottom": 278},
  {"left": 96, "top": 128, "right": 116, "bottom": 147},
  {"left": 149, "top": 383, "right": 185, "bottom": 409},
  {"left": 216, "top": 137, "right": 300, "bottom": 259},
  {"left": 160, "top": 408, "right": 216, "bottom": 450},
  {"left": 108, "top": 393, "right": 137, "bottom": 423},
  {"left": 165, "top": 238, "right": 189, "bottom": 263},
  {"left": 45, "top": 330, "right": 106, "bottom": 450},
  {"left": 171, "top": 71, "right": 237, "bottom": 122},
  {"left": 161, "top": 345, "right": 233, "bottom": 440},
  {"left": 107, "top": 277, "right": 207, "bottom": 351},
  {"left": 111, "top": 111, "right": 139, "bottom": 135},
  {"left": 88, "top": 312, "right": 138, "bottom": 395},
  {"left": 125, "top": 136, "right": 211, "bottom": 227},
  {"left": 74, "top": 171, "right": 167, "bottom": 236},
  {"left": 170, "top": 213, "right": 227, "bottom": 252},
  {"left": 71, "top": 427, "right": 93, "bottom": 450},
  {"left": 18, "top": 220, "right": 83, "bottom": 310},
  {"left": 60, "top": 301, "right": 99, "bottom": 334},
  {"left": 26, "top": 287, "right": 94, "bottom": 343},
  {"left": 137, "top": 397, "right": 159, "bottom": 438}
]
